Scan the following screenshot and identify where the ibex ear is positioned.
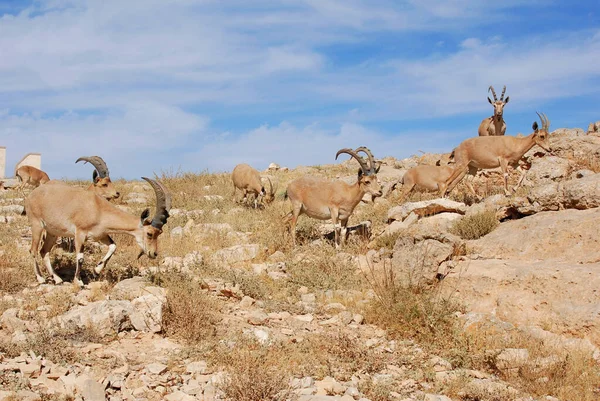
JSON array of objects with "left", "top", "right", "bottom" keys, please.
[
  {"left": 93, "top": 170, "right": 99, "bottom": 183},
  {"left": 504, "top": 96, "right": 510, "bottom": 104},
  {"left": 375, "top": 163, "right": 381, "bottom": 174},
  {"left": 140, "top": 208, "right": 151, "bottom": 226},
  {"left": 487, "top": 97, "right": 493, "bottom": 104},
  {"left": 532, "top": 121, "right": 539, "bottom": 132},
  {"left": 357, "top": 168, "right": 364, "bottom": 179}
]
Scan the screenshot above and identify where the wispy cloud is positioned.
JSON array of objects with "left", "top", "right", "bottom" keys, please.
[{"left": 0, "top": 0, "right": 598, "bottom": 178}]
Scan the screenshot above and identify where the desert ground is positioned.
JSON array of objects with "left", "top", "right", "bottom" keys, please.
[{"left": 1, "top": 125, "right": 600, "bottom": 401}]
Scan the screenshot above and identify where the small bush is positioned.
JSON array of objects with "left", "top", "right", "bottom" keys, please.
[
  {"left": 161, "top": 272, "right": 221, "bottom": 343},
  {"left": 450, "top": 210, "right": 499, "bottom": 240},
  {"left": 218, "top": 342, "right": 292, "bottom": 401}
]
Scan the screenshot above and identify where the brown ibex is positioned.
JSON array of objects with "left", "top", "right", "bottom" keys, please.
[
  {"left": 25, "top": 177, "right": 171, "bottom": 286},
  {"left": 443, "top": 112, "right": 551, "bottom": 197},
  {"left": 478, "top": 85, "right": 509, "bottom": 136},
  {"left": 76, "top": 156, "right": 120, "bottom": 200},
  {"left": 391, "top": 165, "right": 455, "bottom": 200},
  {"left": 283, "top": 147, "right": 382, "bottom": 248},
  {"left": 15, "top": 165, "right": 50, "bottom": 191},
  {"left": 231, "top": 163, "right": 275, "bottom": 208}
]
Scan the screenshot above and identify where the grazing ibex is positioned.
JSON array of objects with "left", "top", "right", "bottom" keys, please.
[
  {"left": 478, "top": 85, "right": 509, "bottom": 136},
  {"left": 391, "top": 165, "right": 455, "bottom": 200},
  {"left": 76, "top": 156, "right": 120, "bottom": 200},
  {"left": 443, "top": 112, "right": 551, "bottom": 198},
  {"left": 15, "top": 165, "right": 50, "bottom": 191},
  {"left": 25, "top": 177, "right": 171, "bottom": 286},
  {"left": 283, "top": 147, "right": 382, "bottom": 248},
  {"left": 232, "top": 163, "right": 275, "bottom": 208}
]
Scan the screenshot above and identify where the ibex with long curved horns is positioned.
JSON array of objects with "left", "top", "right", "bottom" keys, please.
[
  {"left": 25, "top": 177, "right": 171, "bottom": 286},
  {"left": 284, "top": 147, "right": 382, "bottom": 247},
  {"left": 76, "top": 156, "right": 120, "bottom": 200},
  {"left": 478, "top": 85, "right": 510, "bottom": 136},
  {"left": 444, "top": 112, "right": 551, "bottom": 197}
]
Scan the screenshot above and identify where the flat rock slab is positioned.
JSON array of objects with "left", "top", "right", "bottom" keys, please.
[{"left": 388, "top": 199, "right": 467, "bottom": 222}]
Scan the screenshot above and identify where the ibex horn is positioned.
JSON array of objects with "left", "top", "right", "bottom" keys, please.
[
  {"left": 335, "top": 148, "right": 370, "bottom": 175},
  {"left": 142, "top": 177, "right": 171, "bottom": 230},
  {"left": 488, "top": 85, "right": 498, "bottom": 102},
  {"left": 76, "top": 156, "right": 109, "bottom": 179}
]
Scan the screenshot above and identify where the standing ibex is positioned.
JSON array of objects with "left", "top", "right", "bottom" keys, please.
[
  {"left": 283, "top": 147, "right": 382, "bottom": 248},
  {"left": 231, "top": 163, "right": 275, "bottom": 208},
  {"left": 443, "top": 112, "right": 551, "bottom": 198},
  {"left": 478, "top": 85, "right": 510, "bottom": 136},
  {"left": 76, "top": 156, "right": 120, "bottom": 200},
  {"left": 25, "top": 177, "right": 171, "bottom": 286},
  {"left": 15, "top": 165, "right": 50, "bottom": 191}
]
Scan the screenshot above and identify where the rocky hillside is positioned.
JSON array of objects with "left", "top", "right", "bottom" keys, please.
[{"left": 0, "top": 125, "right": 599, "bottom": 401}]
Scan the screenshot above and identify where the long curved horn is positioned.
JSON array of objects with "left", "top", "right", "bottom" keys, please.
[
  {"left": 142, "top": 177, "right": 171, "bottom": 230},
  {"left": 535, "top": 111, "right": 550, "bottom": 130},
  {"left": 335, "top": 148, "right": 369, "bottom": 175},
  {"left": 265, "top": 176, "right": 274, "bottom": 195},
  {"left": 76, "top": 156, "right": 109, "bottom": 178},
  {"left": 488, "top": 85, "right": 498, "bottom": 101},
  {"left": 354, "top": 146, "right": 376, "bottom": 174},
  {"left": 500, "top": 85, "right": 507, "bottom": 101},
  {"left": 543, "top": 113, "right": 550, "bottom": 130}
]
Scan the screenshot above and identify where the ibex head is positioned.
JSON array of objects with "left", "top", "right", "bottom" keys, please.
[
  {"left": 138, "top": 177, "right": 171, "bottom": 259},
  {"left": 336, "top": 147, "right": 383, "bottom": 198},
  {"left": 487, "top": 85, "right": 510, "bottom": 119},
  {"left": 76, "top": 156, "right": 120, "bottom": 200},
  {"left": 532, "top": 112, "right": 552, "bottom": 153},
  {"left": 262, "top": 176, "right": 278, "bottom": 204}
]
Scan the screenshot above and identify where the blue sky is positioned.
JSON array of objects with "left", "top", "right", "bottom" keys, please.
[{"left": 0, "top": 0, "right": 599, "bottom": 179}]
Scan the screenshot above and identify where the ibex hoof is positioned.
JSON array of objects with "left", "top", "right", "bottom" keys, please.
[
  {"left": 94, "top": 264, "right": 104, "bottom": 275},
  {"left": 36, "top": 276, "right": 46, "bottom": 284},
  {"left": 75, "top": 279, "right": 85, "bottom": 288},
  {"left": 53, "top": 276, "right": 63, "bottom": 285}
]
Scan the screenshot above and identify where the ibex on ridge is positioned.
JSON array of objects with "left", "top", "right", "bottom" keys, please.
[{"left": 478, "top": 85, "right": 509, "bottom": 136}]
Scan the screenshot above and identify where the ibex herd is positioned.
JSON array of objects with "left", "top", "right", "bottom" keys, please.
[{"left": 11, "top": 84, "right": 557, "bottom": 286}]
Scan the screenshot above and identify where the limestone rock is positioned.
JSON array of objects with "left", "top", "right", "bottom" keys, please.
[{"left": 388, "top": 199, "right": 467, "bottom": 222}]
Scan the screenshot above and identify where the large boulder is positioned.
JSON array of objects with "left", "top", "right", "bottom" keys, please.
[
  {"left": 470, "top": 208, "right": 600, "bottom": 263},
  {"left": 59, "top": 301, "right": 134, "bottom": 337}
]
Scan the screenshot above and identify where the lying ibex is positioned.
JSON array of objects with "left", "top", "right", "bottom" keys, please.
[
  {"left": 478, "top": 85, "right": 509, "bottom": 136},
  {"left": 443, "top": 112, "right": 551, "bottom": 197},
  {"left": 25, "top": 177, "right": 171, "bottom": 286},
  {"left": 283, "top": 147, "right": 382, "bottom": 247},
  {"left": 391, "top": 165, "right": 455, "bottom": 200},
  {"left": 76, "top": 156, "right": 120, "bottom": 200},
  {"left": 232, "top": 163, "right": 276, "bottom": 208},
  {"left": 15, "top": 165, "right": 50, "bottom": 191}
]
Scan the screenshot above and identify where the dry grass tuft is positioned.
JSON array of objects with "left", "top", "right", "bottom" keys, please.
[
  {"left": 160, "top": 271, "right": 221, "bottom": 344},
  {"left": 218, "top": 342, "right": 294, "bottom": 401},
  {"left": 450, "top": 210, "right": 499, "bottom": 240}
]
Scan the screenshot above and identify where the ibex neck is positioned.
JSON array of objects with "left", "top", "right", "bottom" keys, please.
[
  {"left": 103, "top": 205, "right": 141, "bottom": 235},
  {"left": 514, "top": 133, "right": 537, "bottom": 158}
]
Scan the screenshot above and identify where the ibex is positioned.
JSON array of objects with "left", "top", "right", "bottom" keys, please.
[
  {"left": 231, "top": 163, "right": 276, "bottom": 208},
  {"left": 283, "top": 147, "right": 382, "bottom": 247},
  {"left": 391, "top": 165, "right": 455, "bottom": 200},
  {"left": 478, "top": 85, "right": 509, "bottom": 136},
  {"left": 76, "top": 156, "right": 120, "bottom": 200},
  {"left": 25, "top": 177, "right": 171, "bottom": 286},
  {"left": 443, "top": 112, "right": 551, "bottom": 197},
  {"left": 15, "top": 165, "right": 50, "bottom": 191}
]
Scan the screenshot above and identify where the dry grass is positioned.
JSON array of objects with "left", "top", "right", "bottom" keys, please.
[
  {"left": 159, "top": 271, "right": 222, "bottom": 344},
  {"left": 218, "top": 342, "right": 294, "bottom": 401},
  {"left": 450, "top": 210, "right": 499, "bottom": 240},
  {"left": 1, "top": 165, "right": 599, "bottom": 400},
  {"left": 363, "top": 258, "right": 466, "bottom": 356}
]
